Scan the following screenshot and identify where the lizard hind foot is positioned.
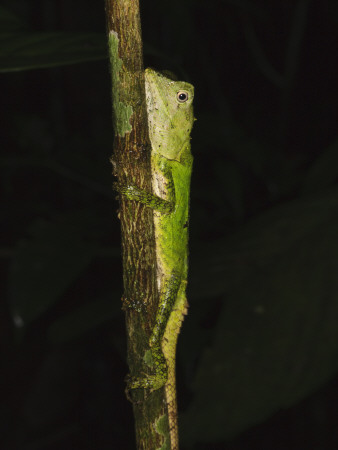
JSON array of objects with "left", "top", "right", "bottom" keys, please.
[{"left": 127, "top": 371, "right": 167, "bottom": 391}]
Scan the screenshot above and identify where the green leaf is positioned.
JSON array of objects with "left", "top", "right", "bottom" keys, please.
[
  {"left": 182, "top": 188, "right": 338, "bottom": 445},
  {"left": 0, "top": 32, "right": 107, "bottom": 72},
  {"left": 9, "top": 213, "right": 96, "bottom": 325}
]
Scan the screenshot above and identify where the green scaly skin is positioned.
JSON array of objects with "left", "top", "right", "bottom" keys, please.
[{"left": 115, "top": 68, "right": 194, "bottom": 449}]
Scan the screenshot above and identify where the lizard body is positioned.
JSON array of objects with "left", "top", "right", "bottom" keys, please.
[{"left": 116, "top": 68, "right": 194, "bottom": 449}]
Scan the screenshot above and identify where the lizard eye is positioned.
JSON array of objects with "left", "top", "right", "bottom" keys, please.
[{"left": 177, "top": 91, "right": 189, "bottom": 103}]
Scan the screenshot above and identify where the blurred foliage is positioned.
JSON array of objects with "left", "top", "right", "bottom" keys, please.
[
  {"left": 182, "top": 188, "right": 338, "bottom": 446},
  {"left": 0, "top": 32, "right": 107, "bottom": 72},
  {"left": 1, "top": 0, "right": 338, "bottom": 449}
]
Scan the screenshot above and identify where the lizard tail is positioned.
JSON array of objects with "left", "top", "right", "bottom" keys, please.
[{"left": 162, "top": 284, "right": 188, "bottom": 450}]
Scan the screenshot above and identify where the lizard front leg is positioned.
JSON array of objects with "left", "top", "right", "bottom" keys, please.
[{"left": 113, "top": 162, "right": 175, "bottom": 213}]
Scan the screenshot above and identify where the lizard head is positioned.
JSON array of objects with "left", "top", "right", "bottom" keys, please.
[{"left": 145, "top": 68, "right": 194, "bottom": 161}]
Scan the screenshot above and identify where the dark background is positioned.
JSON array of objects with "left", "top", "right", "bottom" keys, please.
[{"left": 1, "top": 0, "right": 338, "bottom": 449}]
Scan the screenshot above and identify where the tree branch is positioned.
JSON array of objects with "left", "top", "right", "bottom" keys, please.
[{"left": 105, "top": 0, "right": 169, "bottom": 448}]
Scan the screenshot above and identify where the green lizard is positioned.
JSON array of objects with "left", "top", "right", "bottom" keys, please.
[{"left": 115, "top": 68, "right": 194, "bottom": 449}]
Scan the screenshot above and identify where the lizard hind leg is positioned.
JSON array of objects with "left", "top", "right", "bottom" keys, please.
[
  {"left": 126, "top": 271, "right": 181, "bottom": 393},
  {"left": 150, "top": 271, "right": 182, "bottom": 349},
  {"left": 148, "top": 271, "right": 181, "bottom": 384}
]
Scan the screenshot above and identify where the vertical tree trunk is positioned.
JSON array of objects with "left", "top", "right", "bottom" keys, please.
[{"left": 105, "top": 1, "right": 171, "bottom": 448}]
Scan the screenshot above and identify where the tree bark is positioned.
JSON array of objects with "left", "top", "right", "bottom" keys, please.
[{"left": 105, "top": 1, "right": 170, "bottom": 448}]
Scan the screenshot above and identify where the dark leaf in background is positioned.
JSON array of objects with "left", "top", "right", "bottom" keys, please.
[
  {"left": 182, "top": 188, "right": 338, "bottom": 444},
  {"left": 0, "top": 32, "right": 107, "bottom": 72},
  {"left": 47, "top": 293, "right": 121, "bottom": 344},
  {"left": 0, "top": 5, "right": 25, "bottom": 31},
  {"left": 9, "top": 212, "right": 97, "bottom": 325},
  {"left": 301, "top": 139, "right": 338, "bottom": 195},
  {"left": 191, "top": 188, "right": 338, "bottom": 300},
  {"left": 0, "top": 5, "right": 107, "bottom": 72}
]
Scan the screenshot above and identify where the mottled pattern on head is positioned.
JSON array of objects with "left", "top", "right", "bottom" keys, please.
[{"left": 145, "top": 68, "right": 194, "bottom": 161}]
